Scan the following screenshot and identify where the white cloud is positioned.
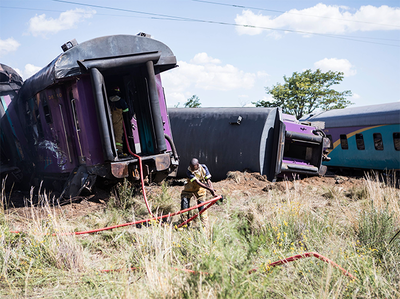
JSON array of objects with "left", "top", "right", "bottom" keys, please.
[
  {"left": 162, "top": 53, "right": 261, "bottom": 105},
  {"left": 314, "top": 58, "right": 356, "bottom": 77},
  {"left": 22, "top": 64, "right": 42, "bottom": 80},
  {"left": 191, "top": 52, "right": 221, "bottom": 64},
  {"left": 351, "top": 93, "right": 360, "bottom": 99},
  {"left": 0, "top": 38, "right": 20, "bottom": 57},
  {"left": 29, "top": 9, "right": 96, "bottom": 37},
  {"left": 256, "top": 71, "right": 269, "bottom": 78},
  {"left": 13, "top": 64, "right": 41, "bottom": 80},
  {"left": 235, "top": 4, "right": 400, "bottom": 36}
]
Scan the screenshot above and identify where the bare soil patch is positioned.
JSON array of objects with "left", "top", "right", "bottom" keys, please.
[{"left": 4, "top": 172, "right": 366, "bottom": 223}]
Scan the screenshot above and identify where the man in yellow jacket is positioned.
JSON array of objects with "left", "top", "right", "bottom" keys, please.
[
  {"left": 181, "top": 158, "right": 216, "bottom": 230},
  {"left": 109, "top": 86, "right": 129, "bottom": 158}
]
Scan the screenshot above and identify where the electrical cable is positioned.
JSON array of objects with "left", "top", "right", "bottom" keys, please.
[
  {"left": 48, "top": 0, "right": 400, "bottom": 47},
  {"left": 0, "top": 5, "right": 170, "bottom": 20},
  {"left": 3, "top": 3, "right": 398, "bottom": 43},
  {"left": 51, "top": 0, "right": 194, "bottom": 21},
  {"left": 192, "top": 0, "right": 400, "bottom": 29}
]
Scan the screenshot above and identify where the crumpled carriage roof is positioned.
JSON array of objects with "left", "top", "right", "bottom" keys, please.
[
  {"left": 19, "top": 34, "right": 177, "bottom": 101},
  {"left": 0, "top": 63, "right": 23, "bottom": 94}
]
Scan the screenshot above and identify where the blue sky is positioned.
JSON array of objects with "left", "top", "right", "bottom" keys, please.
[{"left": 1, "top": 0, "right": 399, "bottom": 108}]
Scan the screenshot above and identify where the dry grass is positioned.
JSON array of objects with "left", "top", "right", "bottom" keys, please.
[{"left": 0, "top": 173, "right": 399, "bottom": 298}]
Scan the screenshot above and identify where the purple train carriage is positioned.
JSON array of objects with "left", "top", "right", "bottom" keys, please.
[
  {"left": 0, "top": 64, "right": 32, "bottom": 185},
  {"left": 13, "top": 34, "right": 179, "bottom": 197},
  {"left": 168, "top": 108, "right": 330, "bottom": 181}
]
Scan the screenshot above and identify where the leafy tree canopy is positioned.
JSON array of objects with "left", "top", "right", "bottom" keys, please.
[
  {"left": 253, "top": 69, "right": 353, "bottom": 119},
  {"left": 184, "top": 95, "right": 201, "bottom": 108}
]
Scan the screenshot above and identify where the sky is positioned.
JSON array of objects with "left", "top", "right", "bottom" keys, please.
[{"left": 1, "top": 0, "right": 399, "bottom": 109}]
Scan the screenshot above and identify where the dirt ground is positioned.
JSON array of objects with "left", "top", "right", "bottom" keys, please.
[{"left": 3, "top": 171, "right": 367, "bottom": 222}]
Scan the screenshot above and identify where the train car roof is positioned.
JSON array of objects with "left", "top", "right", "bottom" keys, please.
[
  {"left": 302, "top": 102, "right": 400, "bottom": 127},
  {"left": 19, "top": 34, "right": 177, "bottom": 101},
  {"left": 169, "top": 107, "right": 280, "bottom": 115},
  {"left": 0, "top": 63, "right": 23, "bottom": 94}
]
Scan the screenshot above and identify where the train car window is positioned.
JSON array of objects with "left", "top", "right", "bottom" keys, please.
[
  {"left": 0, "top": 73, "right": 9, "bottom": 83},
  {"left": 340, "top": 134, "right": 348, "bottom": 150},
  {"left": 24, "top": 101, "right": 37, "bottom": 143},
  {"left": 393, "top": 132, "right": 400, "bottom": 151},
  {"left": 373, "top": 133, "right": 384, "bottom": 150},
  {"left": 42, "top": 97, "right": 53, "bottom": 124},
  {"left": 25, "top": 101, "right": 32, "bottom": 125},
  {"left": 355, "top": 133, "right": 365, "bottom": 150},
  {"left": 33, "top": 100, "right": 44, "bottom": 138},
  {"left": 326, "top": 135, "right": 333, "bottom": 149},
  {"left": 71, "top": 99, "right": 80, "bottom": 131}
]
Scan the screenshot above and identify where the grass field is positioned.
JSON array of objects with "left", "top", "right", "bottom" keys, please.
[{"left": 0, "top": 173, "right": 399, "bottom": 298}]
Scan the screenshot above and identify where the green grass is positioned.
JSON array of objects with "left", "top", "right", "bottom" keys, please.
[{"left": 0, "top": 174, "right": 399, "bottom": 298}]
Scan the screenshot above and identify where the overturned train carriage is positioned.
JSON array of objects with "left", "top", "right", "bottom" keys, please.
[
  {"left": 0, "top": 64, "right": 30, "bottom": 184},
  {"left": 169, "top": 108, "right": 329, "bottom": 181},
  {"left": 13, "top": 35, "right": 179, "bottom": 197}
]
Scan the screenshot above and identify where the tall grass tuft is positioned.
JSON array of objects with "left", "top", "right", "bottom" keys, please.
[{"left": 0, "top": 173, "right": 399, "bottom": 298}]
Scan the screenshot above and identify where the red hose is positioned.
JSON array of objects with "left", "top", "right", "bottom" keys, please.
[
  {"left": 248, "top": 252, "right": 357, "bottom": 280},
  {"left": 69, "top": 195, "right": 221, "bottom": 235},
  {"left": 177, "top": 200, "right": 216, "bottom": 228},
  {"left": 9, "top": 196, "right": 222, "bottom": 236},
  {"left": 123, "top": 123, "right": 153, "bottom": 217},
  {"left": 99, "top": 252, "right": 355, "bottom": 280}
]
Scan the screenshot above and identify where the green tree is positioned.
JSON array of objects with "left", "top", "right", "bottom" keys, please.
[
  {"left": 253, "top": 69, "right": 353, "bottom": 119},
  {"left": 184, "top": 95, "right": 201, "bottom": 108}
]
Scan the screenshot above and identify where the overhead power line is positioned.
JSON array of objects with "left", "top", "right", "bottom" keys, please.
[
  {"left": 0, "top": 5, "right": 171, "bottom": 20},
  {"left": 51, "top": 0, "right": 195, "bottom": 21},
  {"left": 20, "top": 0, "right": 398, "bottom": 47},
  {"left": 192, "top": 0, "right": 400, "bottom": 29},
  {"left": 6, "top": 3, "right": 399, "bottom": 42}
]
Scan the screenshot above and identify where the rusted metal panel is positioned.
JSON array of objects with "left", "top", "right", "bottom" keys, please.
[
  {"left": 110, "top": 160, "right": 131, "bottom": 178},
  {"left": 110, "top": 153, "right": 171, "bottom": 179},
  {"left": 154, "top": 153, "right": 171, "bottom": 171}
]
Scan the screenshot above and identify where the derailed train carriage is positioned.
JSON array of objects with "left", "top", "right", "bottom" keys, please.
[
  {"left": 6, "top": 34, "right": 179, "bottom": 197},
  {"left": 169, "top": 108, "right": 330, "bottom": 181},
  {"left": 301, "top": 102, "right": 400, "bottom": 171},
  {"left": 0, "top": 64, "right": 32, "bottom": 184}
]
